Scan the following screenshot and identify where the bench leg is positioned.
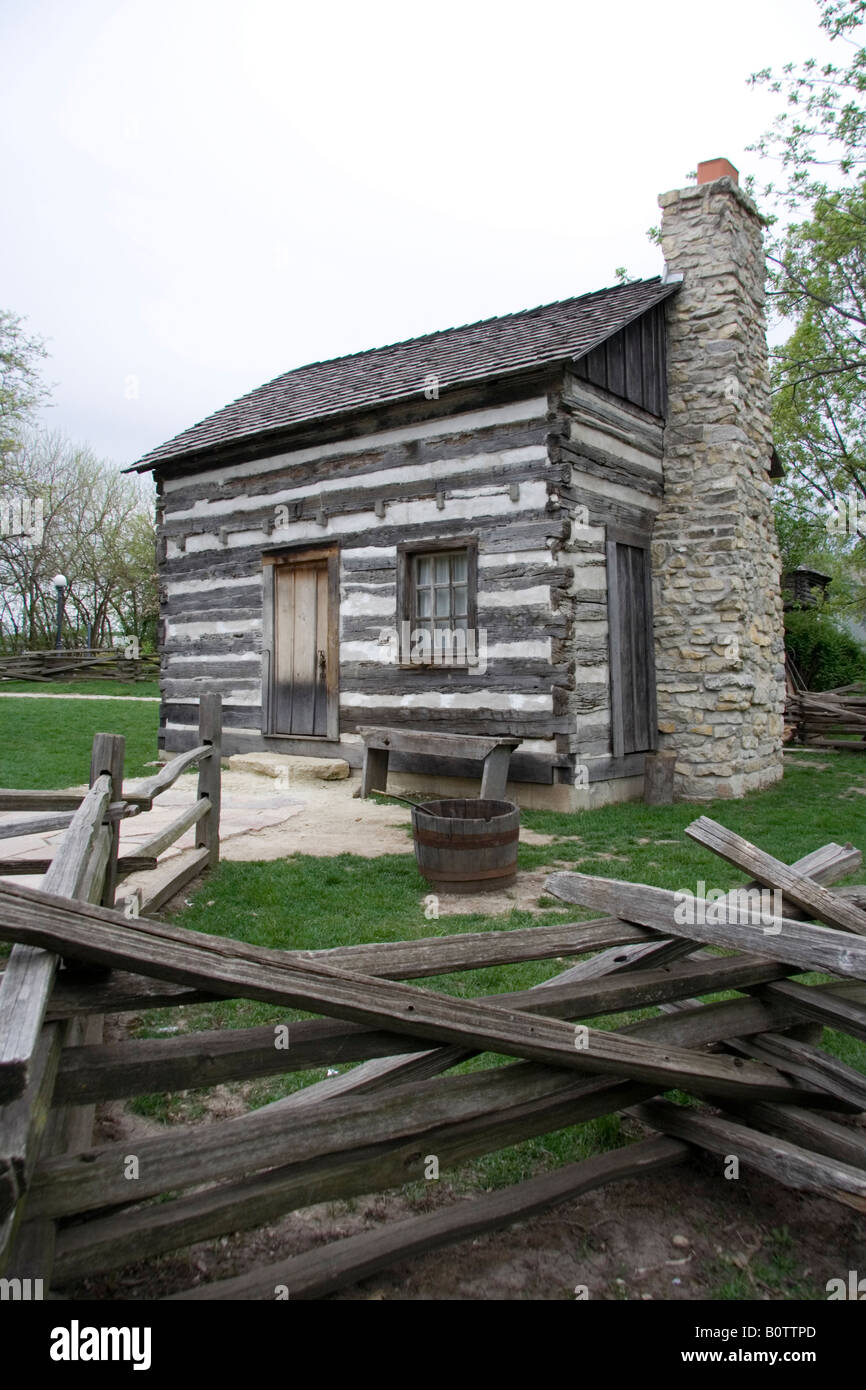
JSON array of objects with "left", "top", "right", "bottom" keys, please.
[
  {"left": 480, "top": 747, "right": 511, "bottom": 801},
  {"left": 360, "top": 746, "right": 390, "bottom": 799}
]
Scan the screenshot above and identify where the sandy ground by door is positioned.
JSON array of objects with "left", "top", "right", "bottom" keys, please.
[{"left": 0, "top": 767, "right": 567, "bottom": 912}]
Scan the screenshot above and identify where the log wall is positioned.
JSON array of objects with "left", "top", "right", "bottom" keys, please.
[{"left": 155, "top": 357, "right": 667, "bottom": 806}]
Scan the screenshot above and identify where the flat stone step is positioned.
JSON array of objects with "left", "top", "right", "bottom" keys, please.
[{"left": 227, "top": 752, "right": 350, "bottom": 782}]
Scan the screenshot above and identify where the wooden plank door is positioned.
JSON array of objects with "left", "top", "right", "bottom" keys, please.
[
  {"left": 606, "top": 528, "right": 657, "bottom": 757},
  {"left": 267, "top": 553, "right": 335, "bottom": 737}
]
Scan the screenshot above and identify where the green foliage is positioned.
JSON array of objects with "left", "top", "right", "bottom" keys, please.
[
  {"left": 773, "top": 477, "right": 836, "bottom": 571},
  {"left": 784, "top": 604, "right": 866, "bottom": 687},
  {"left": 0, "top": 430, "right": 157, "bottom": 650},
  {"left": 749, "top": 1, "right": 866, "bottom": 208},
  {"left": 0, "top": 310, "right": 49, "bottom": 461},
  {"left": 751, "top": 3, "right": 866, "bottom": 520},
  {"left": 770, "top": 177, "right": 866, "bottom": 506}
]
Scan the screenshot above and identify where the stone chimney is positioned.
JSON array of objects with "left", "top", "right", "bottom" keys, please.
[{"left": 651, "top": 161, "right": 785, "bottom": 799}]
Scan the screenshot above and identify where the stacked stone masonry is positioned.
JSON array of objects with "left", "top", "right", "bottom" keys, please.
[{"left": 653, "top": 177, "right": 785, "bottom": 799}]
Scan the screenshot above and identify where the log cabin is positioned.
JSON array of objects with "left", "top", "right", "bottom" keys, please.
[{"left": 130, "top": 158, "right": 785, "bottom": 809}]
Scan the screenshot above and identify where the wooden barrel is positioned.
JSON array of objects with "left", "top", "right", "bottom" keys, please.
[{"left": 411, "top": 798, "right": 520, "bottom": 892}]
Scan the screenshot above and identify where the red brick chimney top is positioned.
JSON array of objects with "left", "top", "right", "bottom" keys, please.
[{"left": 697, "top": 157, "right": 739, "bottom": 186}]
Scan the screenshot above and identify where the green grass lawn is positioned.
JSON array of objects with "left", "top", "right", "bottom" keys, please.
[
  {"left": 0, "top": 678, "right": 160, "bottom": 697},
  {"left": 0, "top": 694, "right": 160, "bottom": 787},
  {"left": 129, "top": 748, "right": 866, "bottom": 1198}
]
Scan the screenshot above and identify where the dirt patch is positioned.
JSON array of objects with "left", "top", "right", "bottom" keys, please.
[
  {"left": 434, "top": 868, "right": 562, "bottom": 916},
  {"left": 66, "top": 1121, "right": 864, "bottom": 1302}
]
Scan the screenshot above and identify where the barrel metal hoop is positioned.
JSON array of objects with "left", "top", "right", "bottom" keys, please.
[
  {"left": 414, "top": 828, "right": 519, "bottom": 850},
  {"left": 421, "top": 863, "right": 517, "bottom": 882}
]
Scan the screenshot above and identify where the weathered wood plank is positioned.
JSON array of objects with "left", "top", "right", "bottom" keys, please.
[
  {"left": 89, "top": 735, "right": 125, "bottom": 909},
  {"left": 169, "top": 1136, "right": 689, "bottom": 1301},
  {"left": 51, "top": 1075, "right": 648, "bottom": 1283},
  {"left": 728, "top": 1032, "right": 866, "bottom": 1110},
  {"left": 35, "top": 990, "right": 818, "bottom": 1226},
  {"left": 0, "top": 881, "right": 801, "bottom": 1103},
  {"left": 542, "top": 839, "right": 866, "bottom": 984},
  {"left": 132, "top": 799, "right": 210, "bottom": 863},
  {"left": 45, "top": 971, "right": 221, "bottom": 1018},
  {"left": 0, "top": 744, "right": 123, "bottom": 1280},
  {"left": 50, "top": 990, "right": 822, "bottom": 1282},
  {"left": 138, "top": 846, "right": 211, "bottom": 916},
  {"left": 0, "top": 856, "right": 158, "bottom": 876},
  {"left": 0, "top": 793, "right": 135, "bottom": 815},
  {"left": 196, "top": 694, "right": 221, "bottom": 867},
  {"left": 634, "top": 1099, "right": 866, "bottom": 1211},
  {"left": 544, "top": 871, "right": 866, "bottom": 980},
  {"left": 17, "top": 905, "right": 657, "bottom": 984},
  {"left": 685, "top": 816, "right": 866, "bottom": 937},
  {"left": 124, "top": 745, "right": 212, "bottom": 806},
  {"left": 0, "top": 812, "right": 101, "bottom": 841},
  {"left": 50, "top": 952, "right": 824, "bottom": 1104},
  {"left": 358, "top": 727, "right": 521, "bottom": 760},
  {"left": 758, "top": 978, "right": 866, "bottom": 1042},
  {"left": 0, "top": 776, "right": 111, "bottom": 1102},
  {"left": 735, "top": 1102, "right": 866, "bottom": 1172},
  {"left": 0, "top": 1027, "right": 62, "bottom": 1231}
]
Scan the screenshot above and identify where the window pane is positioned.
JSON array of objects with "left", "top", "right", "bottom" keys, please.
[
  {"left": 417, "top": 588, "right": 432, "bottom": 617},
  {"left": 434, "top": 555, "right": 450, "bottom": 585},
  {"left": 435, "top": 587, "right": 451, "bottom": 617},
  {"left": 453, "top": 584, "right": 467, "bottom": 617},
  {"left": 416, "top": 556, "right": 432, "bottom": 586},
  {"left": 452, "top": 552, "right": 468, "bottom": 582}
]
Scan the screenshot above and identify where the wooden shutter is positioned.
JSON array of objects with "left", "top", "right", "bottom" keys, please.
[{"left": 606, "top": 527, "right": 657, "bottom": 758}]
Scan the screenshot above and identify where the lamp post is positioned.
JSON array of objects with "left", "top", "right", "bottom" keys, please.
[{"left": 52, "top": 574, "right": 67, "bottom": 651}]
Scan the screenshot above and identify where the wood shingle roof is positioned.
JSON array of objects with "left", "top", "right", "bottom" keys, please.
[{"left": 132, "top": 275, "right": 677, "bottom": 471}]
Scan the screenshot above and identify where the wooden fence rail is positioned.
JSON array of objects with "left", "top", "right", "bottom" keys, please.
[
  {"left": 1, "top": 786, "right": 866, "bottom": 1299},
  {"left": 0, "top": 696, "right": 221, "bottom": 1280},
  {"left": 0, "top": 648, "right": 158, "bottom": 683}
]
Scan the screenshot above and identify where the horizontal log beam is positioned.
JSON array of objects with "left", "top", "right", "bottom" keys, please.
[
  {"left": 634, "top": 1099, "right": 866, "bottom": 1212},
  {"left": 0, "top": 880, "right": 802, "bottom": 1105},
  {"left": 32, "top": 991, "right": 821, "bottom": 1225},
  {"left": 170, "top": 1136, "right": 689, "bottom": 1301},
  {"left": 685, "top": 816, "right": 866, "bottom": 937},
  {"left": 51, "top": 954, "right": 836, "bottom": 1104},
  {"left": 124, "top": 745, "right": 212, "bottom": 806},
  {"left": 544, "top": 872, "right": 866, "bottom": 980}
]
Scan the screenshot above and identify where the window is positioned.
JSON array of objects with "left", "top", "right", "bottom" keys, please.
[
  {"left": 396, "top": 540, "right": 478, "bottom": 667},
  {"left": 413, "top": 549, "right": 470, "bottom": 634}
]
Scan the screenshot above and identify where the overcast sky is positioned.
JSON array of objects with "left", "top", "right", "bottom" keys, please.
[{"left": 1, "top": 0, "right": 840, "bottom": 470}]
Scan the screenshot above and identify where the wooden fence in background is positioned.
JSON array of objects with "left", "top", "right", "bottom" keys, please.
[{"left": 0, "top": 649, "right": 159, "bottom": 683}]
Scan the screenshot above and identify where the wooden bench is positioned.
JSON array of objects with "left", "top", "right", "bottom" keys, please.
[{"left": 357, "top": 727, "right": 522, "bottom": 802}]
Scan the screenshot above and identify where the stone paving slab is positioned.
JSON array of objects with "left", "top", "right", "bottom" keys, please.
[{"left": 0, "top": 772, "right": 307, "bottom": 899}]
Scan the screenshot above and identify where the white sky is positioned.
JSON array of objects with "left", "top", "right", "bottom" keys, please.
[{"left": 0, "top": 0, "right": 841, "bottom": 468}]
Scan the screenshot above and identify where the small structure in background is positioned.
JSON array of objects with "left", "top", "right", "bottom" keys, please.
[{"left": 782, "top": 565, "right": 833, "bottom": 609}]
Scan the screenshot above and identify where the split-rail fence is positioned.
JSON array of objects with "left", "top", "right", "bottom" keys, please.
[{"left": 1, "top": 706, "right": 865, "bottom": 1297}]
